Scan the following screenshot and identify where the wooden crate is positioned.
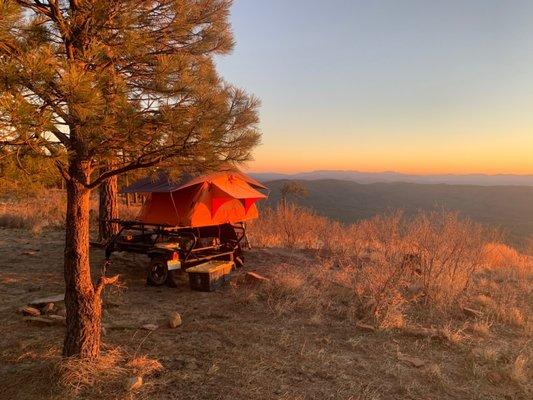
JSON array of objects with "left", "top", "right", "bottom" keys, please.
[{"left": 186, "top": 260, "right": 234, "bottom": 292}]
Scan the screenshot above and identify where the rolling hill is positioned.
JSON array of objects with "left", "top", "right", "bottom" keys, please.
[
  {"left": 262, "top": 179, "right": 533, "bottom": 246},
  {"left": 252, "top": 170, "right": 533, "bottom": 186}
]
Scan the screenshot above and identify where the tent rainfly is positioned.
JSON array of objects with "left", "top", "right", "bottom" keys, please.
[{"left": 122, "top": 171, "right": 267, "bottom": 228}]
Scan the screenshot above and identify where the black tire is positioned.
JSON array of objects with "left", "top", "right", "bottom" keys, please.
[{"left": 147, "top": 258, "right": 168, "bottom": 286}]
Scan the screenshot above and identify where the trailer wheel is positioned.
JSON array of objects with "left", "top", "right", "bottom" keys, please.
[{"left": 147, "top": 258, "right": 168, "bottom": 286}]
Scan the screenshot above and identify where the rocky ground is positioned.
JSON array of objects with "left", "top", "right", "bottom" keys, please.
[{"left": 0, "top": 228, "right": 530, "bottom": 399}]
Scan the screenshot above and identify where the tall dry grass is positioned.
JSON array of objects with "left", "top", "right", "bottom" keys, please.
[
  {"left": 248, "top": 204, "right": 532, "bottom": 330},
  {"left": 0, "top": 189, "right": 139, "bottom": 234}
]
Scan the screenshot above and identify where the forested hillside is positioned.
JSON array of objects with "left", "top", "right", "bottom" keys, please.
[{"left": 264, "top": 179, "right": 533, "bottom": 245}]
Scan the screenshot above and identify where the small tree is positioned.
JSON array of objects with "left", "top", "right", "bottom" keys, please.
[
  {"left": 280, "top": 181, "right": 308, "bottom": 207},
  {"left": 0, "top": 0, "right": 260, "bottom": 358}
]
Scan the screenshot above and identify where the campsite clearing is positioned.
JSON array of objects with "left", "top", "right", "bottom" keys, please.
[{"left": 0, "top": 229, "right": 530, "bottom": 399}]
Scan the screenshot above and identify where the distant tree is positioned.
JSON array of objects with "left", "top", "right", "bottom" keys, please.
[
  {"left": 280, "top": 181, "right": 308, "bottom": 207},
  {"left": 0, "top": 0, "right": 260, "bottom": 358},
  {"left": 0, "top": 144, "right": 64, "bottom": 191}
]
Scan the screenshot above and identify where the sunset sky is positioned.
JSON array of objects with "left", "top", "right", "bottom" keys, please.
[{"left": 217, "top": 0, "right": 533, "bottom": 174}]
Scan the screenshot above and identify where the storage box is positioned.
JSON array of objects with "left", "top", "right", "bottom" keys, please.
[{"left": 186, "top": 260, "right": 234, "bottom": 292}]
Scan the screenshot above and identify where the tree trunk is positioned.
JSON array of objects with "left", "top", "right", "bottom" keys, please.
[
  {"left": 63, "top": 163, "right": 102, "bottom": 359},
  {"left": 98, "top": 171, "right": 118, "bottom": 242},
  {"left": 125, "top": 175, "right": 130, "bottom": 206}
]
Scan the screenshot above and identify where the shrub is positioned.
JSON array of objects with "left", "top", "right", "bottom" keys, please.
[{"left": 248, "top": 204, "right": 531, "bottom": 328}]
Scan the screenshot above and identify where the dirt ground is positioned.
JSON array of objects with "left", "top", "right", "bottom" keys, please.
[{"left": 0, "top": 228, "right": 530, "bottom": 400}]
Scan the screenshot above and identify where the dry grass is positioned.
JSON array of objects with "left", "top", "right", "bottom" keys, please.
[
  {"left": 57, "top": 347, "right": 163, "bottom": 398},
  {"left": 0, "top": 189, "right": 139, "bottom": 234},
  {"left": 249, "top": 205, "right": 532, "bottom": 331},
  {"left": 482, "top": 242, "right": 524, "bottom": 269},
  {"left": 1, "top": 202, "right": 531, "bottom": 399},
  {"left": 508, "top": 354, "right": 529, "bottom": 384},
  {"left": 0, "top": 190, "right": 66, "bottom": 234},
  {"left": 469, "top": 320, "right": 492, "bottom": 337}
]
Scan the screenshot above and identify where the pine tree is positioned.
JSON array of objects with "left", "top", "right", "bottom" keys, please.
[{"left": 0, "top": 0, "right": 260, "bottom": 358}]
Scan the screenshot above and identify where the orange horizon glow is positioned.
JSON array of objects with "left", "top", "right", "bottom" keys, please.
[{"left": 245, "top": 139, "right": 533, "bottom": 175}]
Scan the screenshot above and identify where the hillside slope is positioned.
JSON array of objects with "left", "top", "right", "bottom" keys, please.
[{"left": 263, "top": 179, "right": 533, "bottom": 244}]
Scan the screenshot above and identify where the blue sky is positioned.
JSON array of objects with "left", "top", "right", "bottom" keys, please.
[{"left": 217, "top": 0, "right": 533, "bottom": 174}]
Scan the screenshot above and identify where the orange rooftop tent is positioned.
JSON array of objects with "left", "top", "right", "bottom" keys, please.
[{"left": 123, "top": 171, "right": 267, "bottom": 228}]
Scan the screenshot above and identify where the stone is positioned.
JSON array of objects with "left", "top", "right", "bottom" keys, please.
[
  {"left": 141, "top": 324, "right": 158, "bottom": 331},
  {"left": 47, "top": 315, "right": 66, "bottom": 324},
  {"left": 23, "top": 316, "right": 55, "bottom": 325},
  {"left": 168, "top": 312, "right": 182, "bottom": 328},
  {"left": 356, "top": 321, "right": 376, "bottom": 332},
  {"left": 42, "top": 303, "right": 54, "bottom": 314},
  {"left": 19, "top": 306, "right": 41, "bottom": 317},
  {"left": 401, "top": 326, "right": 440, "bottom": 339},
  {"left": 399, "top": 354, "right": 426, "bottom": 368},
  {"left": 244, "top": 271, "right": 270, "bottom": 284},
  {"left": 125, "top": 376, "right": 143, "bottom": 391},
  {"left": 462, "top": 307, "right": 483, "bottom": 318},
  {"left": 29, "top": 294, "right": 64, "bottom": 306},
  {"left": 487, "top": 371, "right": 502, "bottom": 384}
]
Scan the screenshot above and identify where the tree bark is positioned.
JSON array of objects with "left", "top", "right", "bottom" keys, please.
[
  {"left": 63, "top": 162, "right": 101, "bottom": 359},
  {"left": 98, "top": 170, "right": 118, "bottom": 242}
]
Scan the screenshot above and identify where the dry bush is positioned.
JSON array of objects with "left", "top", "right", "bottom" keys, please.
[
  {"left": 249, "top": 205, "right": 532, "bottom": 329},
  {"left": 249, "top": 203, "right": 331, "bottom": 248},
  {"left": 404, "top": 211, "right": 490, "bottom": 308}
]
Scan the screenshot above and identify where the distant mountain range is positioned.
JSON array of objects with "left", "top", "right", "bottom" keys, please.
[
  {"left": 250, "top": 170, "right": 533, "bottom": 186},
  {"left": 260, "top": 179, "right": 533, "bottom": 247}
]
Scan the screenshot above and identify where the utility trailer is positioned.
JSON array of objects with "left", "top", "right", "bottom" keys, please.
[{"left": 104, "top": 219, "right": 247, "bottom": 287}]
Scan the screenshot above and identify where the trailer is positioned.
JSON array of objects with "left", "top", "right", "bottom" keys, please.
[
  {"left": 105, "top": 219, "right": 248, "bottom": 287},
  {"left": 102, "top": 170, "right": 267, "bottom": 289}
]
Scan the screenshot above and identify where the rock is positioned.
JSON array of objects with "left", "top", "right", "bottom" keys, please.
[
  {"left": 399, "top": 354, "right": 426, "bottom": 368},
  {"left": 23, "top": 316, "right": 55, "bottom": 325},
  {"left": 487, "top": 371, "right": 502, "bottom": 384},
  {"left": 168, "top": 312, "right": 182, "bottom": 328},
  {"left": 356, "top": 321, "right": 376, "bottom": 332},
  {"left": 141, "top": 324, "right": 158, "bottom": 331},
  {"left": 48, "top": 315, "right": 66, "bottom": 324},
  {"left": 244, "top": 271, "right": 270, "bottom": 284},
  {"left": 42, "top": 303, "right": 54, "bottom": 314},
  {"left": 19, "top": 306, "right": 41, "bottom": 317},
  {"left": 401, "top": 326, "right": 440, "bottom": 339},
  {"left": 125, "top": 376, "right": 143, "bottom": 391},
  {"left": 29, "top": 294, "right": 64, "bottom": 306},
  {"left": 462, "top": 307, "right": 483, "bottom": 318}
]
